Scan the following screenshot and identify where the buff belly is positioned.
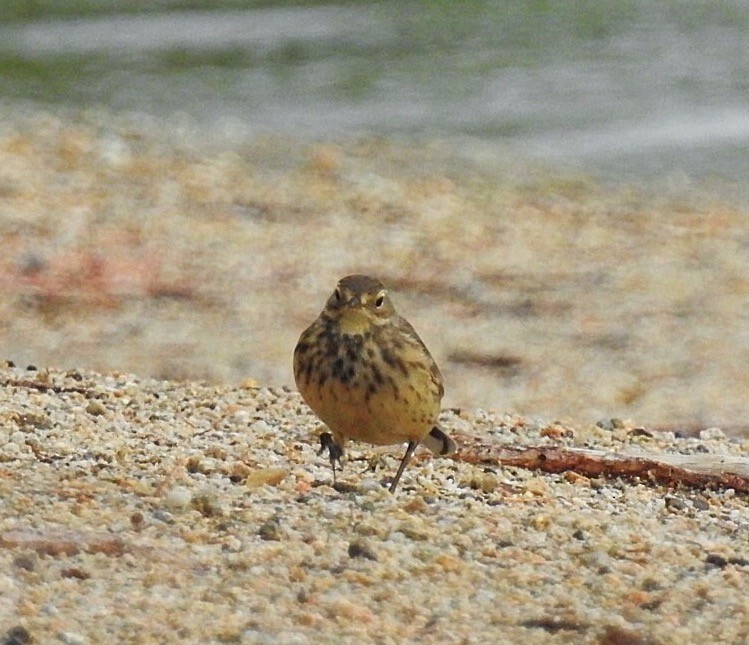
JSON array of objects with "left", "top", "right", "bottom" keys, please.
[{"left": 301, "top": 367, "right": 440, "bottom": 447}]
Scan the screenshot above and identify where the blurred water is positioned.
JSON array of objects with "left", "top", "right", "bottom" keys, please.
[{"left": 1, "top": 1, "right": 748, "bottom": 183}]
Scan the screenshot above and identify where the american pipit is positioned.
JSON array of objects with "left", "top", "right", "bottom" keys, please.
[{"left": 293, "top": 274, "right": 456, "bottom": 492}]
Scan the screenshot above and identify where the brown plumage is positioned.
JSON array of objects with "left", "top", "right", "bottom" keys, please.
[{"left": 293, "top": 274, "right": 456, "bottom": 492}]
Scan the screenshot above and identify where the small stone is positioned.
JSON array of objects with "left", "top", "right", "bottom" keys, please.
[
  {"left": 580, "top": 550, "right": 611, "bottom": 572},
  {"left": 57, "top": 632, "right": 86, "bottom": 645},
  {"left": 664, "top": 495, "right": 687, "bottom": 511},
  {"left": 641, "top": 577, "right": 660, "bottom": 591},
  {"left": 4, "top": 626, "right": 32, "bottom": 645},
  {"left": 401, "top": 496, "right": 428, "bottom": 513},
  {"left": 691, "top": 497, "right": 710, "bottom": 512},
  {"left": 563, "top": 471, "right": 591, "bottom": 486},
  {"left": 229, "top": 461, "right": 252, "bottom": 482},
  {"left": 205, "top": 445, "right": 228, "bottom": 461},
  {"left": 325, "top": 597, "right": 374, "bottom": 622},
  {"left": 358, "top": 478, "right": 382, "bottom": 493},
  {"left": 348, "top": 540, "right": 378, "bottom": 561},
  {"left": 222, "top": 536, "right": 243, "bottom": 553},
  {"left": 705, "top": 553, "right": 749, "bottom": 568},
  {"left": 699, "top": 427, "right": 725, "bottom": 441},
  {"left": 705, "top": 553, "right": 727, "bottom": 568},
  {"left": 471, "top": 472, "right": 500, "bottom": 494},
  {"left": 332, "top": 481, "right": 360, "bottom": 494},
  {"left": 227, "top": 408, "right": 251, "bottom": 424},
  {"left": 85, "top": 400, "right": 107, "bottom": 416},
  {"left": 530, "top": 514, "right": 551, "bottom": 530},
  {"left": 600, "top": 626, "right": 651, "bottom": 645},
  {"left": 151, "top": 509, "right": 174, "bottom": 524},
  {"left": 524, "top": 477, "right": 549, "bottom": 496},
  {"left": 191, "top": 488, "right": 223, "bottom": 517},
  {"left": 185, "top": 456, "right": 204, "bottom": 473},
  {"left": 249, "top": 420, "right": 273, "bottom": 434},
  {"left": 61, "top": 567, "right": 91, "bottom": 580},
  {"left": 434, "top": 553, "right": 462, "bottom": 572},
  {"left": 15, "top": 412, "right": 52, "bottom": 430},
  {"left": 540, "top": 424, "right": 572, "bottom": 439},
  {"left": 163, "top": 486, "right": 192, "bottom": 510},
  {"left": 397, "top": 522, "right": 432, "bottom": 541},
  {"left": 353, "top": 522, "right": 380, "bottom": 538},
  {"left": 13, "top": 552, "right": 37, "bottom": 571},
  {"left": 257, "top": 519, "right": 284, "bottom": 541},
  {"left": 245, "top": 467, "right": 288, "bottom": 488}
]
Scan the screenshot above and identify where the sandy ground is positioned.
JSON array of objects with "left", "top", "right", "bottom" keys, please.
[
  {"left": 1, "top": 108, "right": 748, "bottom": 435},
  {"left": 1, "top": 110, "right": 748, "bottom": 643},
  {"left": 0, "top": 364, "right": 748, "bottom": 644}
]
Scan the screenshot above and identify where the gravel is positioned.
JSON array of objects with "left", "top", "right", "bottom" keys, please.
[{"left": 1, "top": 363, "right": 748, "bottom": 644}]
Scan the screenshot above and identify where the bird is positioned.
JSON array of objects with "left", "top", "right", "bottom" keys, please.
[{"left": 293, "top": 274, "right": 456, "bottom": 492}]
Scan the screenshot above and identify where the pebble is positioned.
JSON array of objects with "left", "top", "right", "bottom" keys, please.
[
  {"left": 85, "top": 401, "right": 107, "bottom": 416},
  {"left": 691, "top": 497, "right": 710, "bottom": 511},
  {"left": 3, "top": 626, "right": 32, "bottom": 645},
  {"left": 466, "top": 471, "right": 500, "bottom": 493},
  {"left": 190, "top": 487, "right": 224, "bottom": 517},
  {"left": 13, "top": 552, "right": 37, "bottom": 571},
  {"left": 151, "top": 509, "right": 174, "bottom": 524},
  {"left": 222, "top": 536, "right": 243, "bottom": 553},
  {"left": 245, "top": 467, "right": 288, "bottom": 488},
  {"left": 358, "top": 478, "right": 382, "bottom": 492},
  {"left": 162, "top": 486, "right": 192, "bottom": 510},
  {"left": 699, "top": 427, "right": 726, "bottom": 440},
  {"left": 250, "top": 420, "right": 273, "bottom": 434},
  {"left": 257, "top": 519, "right": 285, "bottom": 541},
  {"left": 348, "top": 540, "right": 378, "bottom": 561},
  {"left": 524, "top": 477, "right": 549, "bottom": 496},
  {"left": 664, "top": 495, "right": 688, "bottom": 511}
]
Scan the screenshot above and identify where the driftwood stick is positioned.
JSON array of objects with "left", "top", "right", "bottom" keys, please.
[{"left": 453, "top": 437, "right": 749, "bottom": 493}]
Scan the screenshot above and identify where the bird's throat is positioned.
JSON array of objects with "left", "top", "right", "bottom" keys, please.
[{"left": 336, "top": 309, "right": 372, "bottom": 335}]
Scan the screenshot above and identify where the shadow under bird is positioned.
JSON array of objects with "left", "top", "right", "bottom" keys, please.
[{"left": 293, "top": 274, "right": 456, "bottom": 492}]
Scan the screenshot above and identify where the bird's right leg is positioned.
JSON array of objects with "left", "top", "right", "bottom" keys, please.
[{"left": 319, "top": 432, "right": 344, "bottom": 484}]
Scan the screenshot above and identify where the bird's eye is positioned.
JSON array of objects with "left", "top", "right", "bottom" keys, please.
[
  {"left": 375, "top": 294, "right": 385, "bottom": 308},
  {"left": 334, "top": 288, "right": 341, "bottom": 302}
]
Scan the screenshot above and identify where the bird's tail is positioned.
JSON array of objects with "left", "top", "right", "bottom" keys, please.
[{"left": 422, "top": 426, "right": 457, "bottom": 455}]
